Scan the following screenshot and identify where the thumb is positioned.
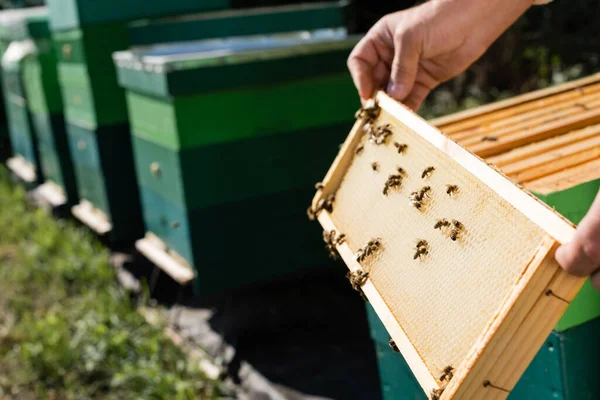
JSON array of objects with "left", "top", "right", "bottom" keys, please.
[{"left": 387, "top": 31, "right": 420, "bottom": 101}]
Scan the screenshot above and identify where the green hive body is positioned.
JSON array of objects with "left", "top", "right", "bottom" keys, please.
[
  {"left": 1, "top": 7, "right": 49, "bottom": 183},
  {"left": 65, "top": 122, "right": 143, "bottom": 241},
  {"left": 114, "top": 29, "right": 360, "bottom": 294},
  {"left": 1, "top": 7, "right": 78, "bottom": 200},
  {"left": 52, "top": 24, "right": 130, "bottom": 128},
  {"left": 48, "top": 2, "right": 143, "bottom": 238},
  {"left": 45, "top": 0, "right": 230, "bottom": 31},
  {"left": 127, "top": 1, "right": 352, "bottom": 46}
]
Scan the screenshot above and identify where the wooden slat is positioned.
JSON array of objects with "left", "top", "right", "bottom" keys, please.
[
  {"left": 504, "top": 135, "right": 600, "bottom": 182},
  {"left": 71, "top": 200, "right": 112, "bottom": 235},
  {"left": 430, "top": 73, "right": 600, "bottom": 129},
  {"left": 135, "top": 233, "right": 195, "bottom": 285},
  {"left": 450, "top": 91, "right": 600, "bottom": 142},
  {"left": 525, "top": 158, "right": 600, "bottom": 194},
  {"left": 468, "top": 107, "right": 600, "bottom": 158},
  {"left": 488, "top": 123, "right": 600, "bottom": 167},
  {"left": 6, "top": 156, "right": 36, "bottom": 183},
  {"left": 36, "top": 181, "right": 67, "bottom": 207},
  {"left": 460, "top": 97, "right": 600, "bottom": 148}
]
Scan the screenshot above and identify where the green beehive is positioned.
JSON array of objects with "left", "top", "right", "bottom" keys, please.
[
  {"left": 19, "top": 9, "right": 78, "bottom": 204},
  {"left": 0, "top": 6, "right": 48, "bottom": 183},
  {"left": 114, "top": 29, "right": 360, "bottom": 294},
  {"left": 127, "top": 1, "right": 353, "bottom": 46},
  {"left": 48, "top": 15, "right": 143, "bottom": 239},
  {"left": 46, "top": 0, "right": 230, "bottom": 31}
]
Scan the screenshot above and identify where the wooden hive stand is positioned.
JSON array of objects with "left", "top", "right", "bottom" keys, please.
[{"left": 310, "top": 91, "right": 586, "bottom": 400}]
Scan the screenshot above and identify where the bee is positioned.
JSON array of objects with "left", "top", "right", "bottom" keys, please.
[
  {"left": 306, "top": 194, "right": 335, "bottom": 221},
  {"left": 347, "top": 269, "right": 369, "bottom": 291},
  {"left": 439, "top": 366, "right": 454, "bottom": 382},
  {"left": 414, "top": 240, "right": 429, "bottom": 260},
  {"left": 388, "top": 338, "right": 400, "bottom": 353},
  {"left": 355, "top": 145, "right": 364, "bottom": 155},
  {"left": 414, "top": 247, "right": 428, "bottom": 259},
  {"left": 372, "top": 162, "right": 380, "bottom": 172},
  {"left": 449, "top": 220, "right": 464, "bottom": 241},
  {"left": 396, "top": 167, "right": 406, "bottom": 176},
  {"left": 410, "top": 199, "right": 423, "bottom": 210},
  {"left": 422, "top": 166, "right": 435, "bottom": 179},
  {"left": 430, "top": 388, "right": 444, "bottom": 400},
  {"left": 323, "top": 194, "right": 335, "bottom": 213},
  {"left": 383, "top": 174, "right": 403, "bottom": 196},
  {"left": 368, "top": 238, "right": 381, "bottom": 250},
  {"left": 354, "top": 99, "right": 380, "bottom": 121},
  {"left": 434, "top": 219, "right": 450, "bottom": 230},
  {"left": 409, "top": 187, "right": 431, "bottom": 206},
  {"left": 369, "top": 124, "right": 393, "bottom": 145},
  {"left": 394, "top": 142, "right": 408, "bottom": 154},
  {"left": 356, "top": 238, "right": 382, "bottom": 262},
  {"left": 323, "top": 230, "right": 345, "bottom": 259},
  {"left": 314, "top": 182, "right": 324, "bottom": 190},
  {"left": 481, "top": 136, "right": 498, "bottom": 142},
  {"left": 446, "top": 184, "right": 459, "bottom": 197}
]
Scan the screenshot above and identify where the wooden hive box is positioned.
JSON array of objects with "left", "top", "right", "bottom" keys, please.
[
  {"left": 126, "top": 1, "right": 353, "bottom": 46},
  {"left": 48, "top": 20, "right": 144, "bottom": 240},
  {"left": 45, "top": 0, "right": 229, "bottom": 30},
  {"left": 311, "top": 91, "right": 585, "bottom": 399},
  {"left": 17, "top": 9, "right": 78, "bottom": 205},
  {"left": 113, "top": 29, "right": 360, "bottom": 293},
  {"left": 432, "top": 74, "right": 600, "bottom": 332},
  {"left": 1, "top": 7, "right": 49, "bottom": 184}
]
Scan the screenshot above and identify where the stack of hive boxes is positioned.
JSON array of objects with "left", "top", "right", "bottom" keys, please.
[
  {"left": 367, "top": 75, "right": 600, "bottom": 399},
  {"left": 45, "top": 0, "right": 230, "bottom": 240},
  {"left": 0, "top": 7, "right": 49, "bottom": 185},
  {"left": 113, "top": 25, "right": 360, "bottom": 294},
  {"left": 0, "top": 9, "right": 15, "bottom": 161}
]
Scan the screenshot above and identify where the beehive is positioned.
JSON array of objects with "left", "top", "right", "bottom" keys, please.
[
  {"left": 312, "top": 91, "right": 584, "bottom": 399},
  {"left": 432, "top": 73, "right": 600, "bottom": 331},
  {"left": 127, "top": 1, "right": 352, "bottom": 46},
  {"left": 48, "top": 10, "right": 143, "bottom": 239},
  {"left": 45, "top": 0, "right": 229, "bottom": 30},
  {"left": 15, "top": 9, "right": 77, "bottom": 204},
  {"left": 1, "top": 6, "right": 48, "bottom": 184},
  {"left": 114, "top": 28, "right": 360, "bottom": 294}
]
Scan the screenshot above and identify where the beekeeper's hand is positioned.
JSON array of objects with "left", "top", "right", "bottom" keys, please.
[
  {"left": 556, "top": 191, "right": 600, "bottom": 291},
  {"left": 347, "top": 0, "right": 535, "bottom": 111}
]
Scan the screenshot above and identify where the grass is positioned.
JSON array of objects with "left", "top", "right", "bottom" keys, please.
[{"left": 0, "top": 168, "right": 222, "bottom": 400}]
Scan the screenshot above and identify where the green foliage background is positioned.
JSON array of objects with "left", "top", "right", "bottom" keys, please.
[{"left": 0, "top": 168, "right": 221, "bottom": 400}]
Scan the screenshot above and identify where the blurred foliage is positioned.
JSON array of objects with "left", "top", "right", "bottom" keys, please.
[
  {"left": 349, "top": 0, "right": 600, "bottom": 119},
  {"left": 0, "top": 167, "right": 222, "bottom": 400},
  {"left": 419, "top": 0, "right": 600, "bottom": 119}
]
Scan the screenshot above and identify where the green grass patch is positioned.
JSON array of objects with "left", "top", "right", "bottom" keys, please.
[{"left": 0, "top": 167, "right": 222, "bottom": 399}]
